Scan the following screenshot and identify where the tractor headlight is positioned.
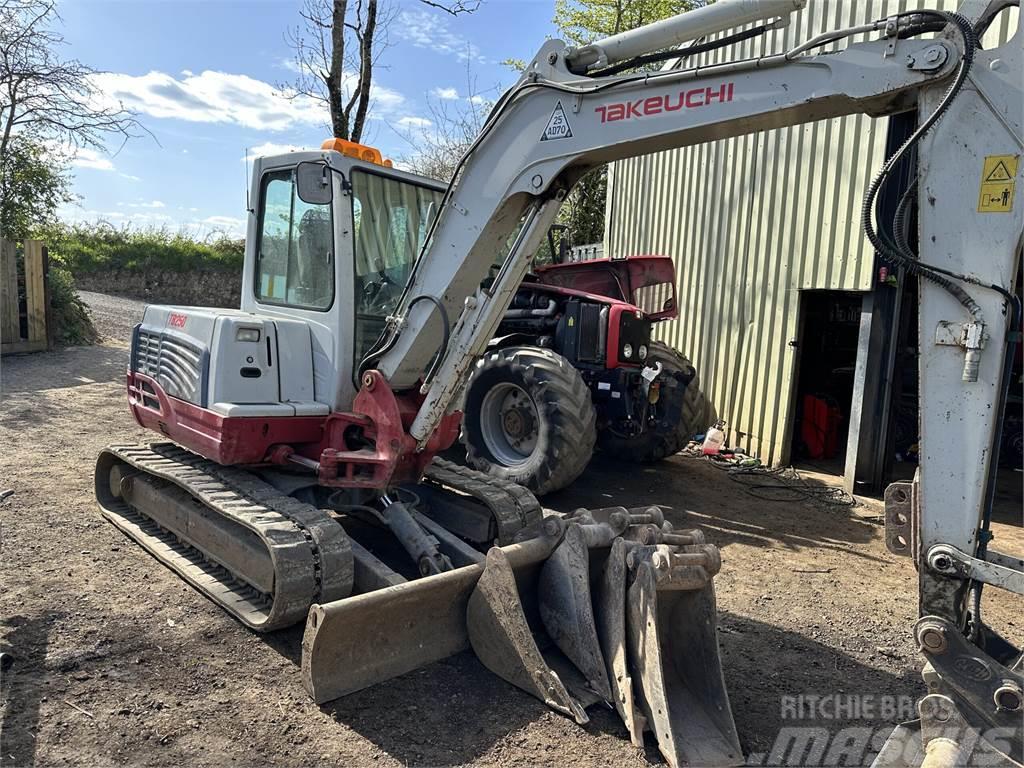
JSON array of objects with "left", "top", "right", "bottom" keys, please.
[
  {"left": 622, "top": 343, "right": 633, "bottom": 360},
  {"left": 638, "top": 344, "right": 648, "bottom": 361},
  {"left": 236, "top": 327, "right": 261, "bottom": 343}
]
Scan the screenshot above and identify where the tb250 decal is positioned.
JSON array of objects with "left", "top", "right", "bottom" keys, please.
[{"left": 595, "top": 82, "right": 735, "bottom": 124}]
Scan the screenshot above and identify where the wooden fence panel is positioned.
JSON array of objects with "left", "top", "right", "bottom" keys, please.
[
  {"left": 23, "top": 240, "right": 47, "bottom": 344},
  {"left": 1, "top": 237, "right": 50, "bottom": 355},
  {"left": 0, "top": 238, "right": 17, "bottom": 344}
]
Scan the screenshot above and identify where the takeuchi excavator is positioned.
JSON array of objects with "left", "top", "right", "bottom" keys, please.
[{"left": 96, "top": 0, "right": 1022, "bottom": 764}]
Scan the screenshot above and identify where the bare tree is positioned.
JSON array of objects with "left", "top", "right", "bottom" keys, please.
[
  {"left": 397, "top": 90, "right": 490, "bottom": 181},
  {"left": 0, "top": 0, "right": 143, "bottom": 171},
  {"left": 282, "top": 0, "right": 480, "bottom": 143}
]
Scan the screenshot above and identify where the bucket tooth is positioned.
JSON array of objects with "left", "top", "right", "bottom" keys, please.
[
  {"left": 627, "top": 558, "right": 742, "bottom": 768},
  {"left": 595, "top": 537, "right": 647, "bottom": 747},
  {"left": 467, "top": 546, "right": 588, "bottom": 724},
  {"left": 538, "top": 523, "right": 614, "bottom": 702}
]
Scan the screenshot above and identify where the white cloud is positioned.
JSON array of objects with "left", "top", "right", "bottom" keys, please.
[
  {"left": 119, "top": 200, "right": 165, "bottom": 209},
  {"left": 119, "top": 172, "right": 141, "bottom": 181},
  {"left": 397, "top": 116, "right": 432, "bottom": 129},
  {"left": 396, "top": 10, "right": 485, "bottom": 63},
  {"left": 198, "top": 215, "right": 246, "bottom": 237},
  {"left": 70, "top": 147, "right": 115, "bottom": 171},
  {"left": 432, "top": 87, "right": 459, "bottom": 100},
  {"left": 243, "top": 142, "right": 310, "bottom": 162},
  {"left": 90, "top": 70, "right": 327, "bottom": 131},
  {"left": 91, "top": 69, "right": 408, "bottom": 133},
  {"left": 277, "top": 57, "right": 303, "bottom": 74},
  {"left": 58, "top": 203, "right": 245, "bottom": 239},
  {"left": 58, "top": 204, "right": 173, "bottom": 228}
]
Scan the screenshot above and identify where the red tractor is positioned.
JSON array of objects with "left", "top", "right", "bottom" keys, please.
[{"left": 462, "top": 247, "right": 712, "bottom": 495}]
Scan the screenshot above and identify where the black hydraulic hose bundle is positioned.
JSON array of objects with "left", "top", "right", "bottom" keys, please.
[
  {"left": 861, "top": 11, "right": 982, "bottom": 321},
  {"left": 588, "top": 23, "right": 772, "bottom": 78},
  {"left": 407, "top": 294, "right": 451, "bottom": 385}
]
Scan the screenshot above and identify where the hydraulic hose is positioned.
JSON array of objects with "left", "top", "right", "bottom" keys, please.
[
  {"left": 861, "top": 11, "right": 982, "bottom": 325},
  {"left": 407, "top": 294, "right": 450, "bottom": 385}
]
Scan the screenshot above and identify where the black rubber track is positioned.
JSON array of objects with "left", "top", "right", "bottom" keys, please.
[{"left": 462, "top": 347, "right": 597, "bottom": 496}]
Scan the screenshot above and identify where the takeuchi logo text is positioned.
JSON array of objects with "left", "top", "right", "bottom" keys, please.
[{"left": 595, "top": 82, "right": 735, "bottom": 123}]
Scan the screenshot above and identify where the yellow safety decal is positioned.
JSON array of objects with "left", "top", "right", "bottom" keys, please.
[{"left": 977, "top": 155, "right": 1018, "bottom": 213}]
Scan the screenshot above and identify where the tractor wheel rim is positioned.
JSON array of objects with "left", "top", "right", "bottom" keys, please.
[{"left": 479, "top": 383, "right": 540, "bottom": 466}]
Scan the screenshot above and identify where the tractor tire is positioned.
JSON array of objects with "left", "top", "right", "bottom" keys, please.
[
  {"left": 461, "top": 346, "right": 597, "bottom": 496},
  {"left": 599, "top": 341, "right": 712, "bottom": 463}
]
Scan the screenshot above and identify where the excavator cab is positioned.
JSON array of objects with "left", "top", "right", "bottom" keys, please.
[{"left": 240, "top": 142, "right": 449, "bottom": 413}]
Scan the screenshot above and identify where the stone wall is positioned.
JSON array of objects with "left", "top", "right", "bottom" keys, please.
[{"left": 74, "top": 269, "right": 242, "bottom": 308}]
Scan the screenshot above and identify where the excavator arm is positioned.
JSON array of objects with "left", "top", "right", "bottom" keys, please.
[{"left": 368, "top": 2, "right": 964, "bottom": 445}]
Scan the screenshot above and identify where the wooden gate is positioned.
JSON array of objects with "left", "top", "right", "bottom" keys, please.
[{"left": 1, "top": 238, "right": 52, "bottom": 355}]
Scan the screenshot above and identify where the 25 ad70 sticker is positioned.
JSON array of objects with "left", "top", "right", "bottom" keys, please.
[{"left": 541, "top": 101, "right": 573, "bottom": 141}]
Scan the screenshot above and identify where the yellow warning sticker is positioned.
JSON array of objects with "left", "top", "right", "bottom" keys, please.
[{"left": 977, "top": 154, "right": 1018, "bottom": 213}]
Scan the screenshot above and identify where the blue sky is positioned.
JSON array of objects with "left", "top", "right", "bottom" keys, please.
[{"left": 58, "top": 0, "right": 557, "bottom": 238}]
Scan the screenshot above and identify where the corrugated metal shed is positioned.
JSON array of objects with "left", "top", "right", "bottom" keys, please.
[{"left": 604, "top": 1, "right": 1018, "bottom": 465}]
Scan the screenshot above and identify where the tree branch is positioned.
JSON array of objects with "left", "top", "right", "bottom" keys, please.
[
  {"left": 0, "top": 0, "right": 146, "bottom": 175},
  {"left": 417, "top": 0, "right": 481, "bottom": 16}
]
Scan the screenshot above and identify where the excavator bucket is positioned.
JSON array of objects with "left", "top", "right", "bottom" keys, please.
[
  {"left": 461, "top": 512, "right": 742, "bottom": 765},
  {"left": 596, "top": 536, "right": 647, "bottom": 746},
  {"left": 302, "top": 531, "right": 557, "bottom": 704},
  {"left": 288, "top": 488, "right": 741, "bottom": 764},
  {"left": 467, "top": 546, "right": 588, "bottom": 723},
  {"left": 627, "top": 547, "right": 743, "bottom": 767},
  {"left": 537, "top": 521, "right": 614, "bottom": 702}
]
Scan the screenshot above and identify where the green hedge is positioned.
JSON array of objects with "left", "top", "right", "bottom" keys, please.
[
  {"left": 49, "top": 265, "right": 98, "bottom": 346},
  {"left": 42, "top": 222, "right": 245, "bottom": 274}
]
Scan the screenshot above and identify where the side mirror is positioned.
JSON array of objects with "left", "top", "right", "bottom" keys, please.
[{"left": 295, "top": 161, "right": 332, "bottom": 205}]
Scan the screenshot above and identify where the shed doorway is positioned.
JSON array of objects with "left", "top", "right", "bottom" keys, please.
[{"left": 789, "top": 290, "right": 865, "bottom": 472}]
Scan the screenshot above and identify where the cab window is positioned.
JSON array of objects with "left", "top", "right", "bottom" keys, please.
[
  {"left": 350, "top": 169, "right": 443, "bottom": 361},
  {"left": 256, "top": 169, "right": 334, "bottom": 310}
]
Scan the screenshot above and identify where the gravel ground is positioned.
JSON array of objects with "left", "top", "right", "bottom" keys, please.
[
  {"left": 77, "top": 291, "right": 148, "bottom": 345},
  {"left": 0, "top": 291, "right": 1019, "bottom": 768}
]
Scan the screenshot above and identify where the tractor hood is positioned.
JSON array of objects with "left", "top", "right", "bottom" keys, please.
[{"left": 533, "top": 255, "right": 678, "bottom": 320}]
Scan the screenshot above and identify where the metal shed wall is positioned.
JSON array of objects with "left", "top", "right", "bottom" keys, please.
[{"left": 604, "top": 0, "right": 1017, "bottom": 465}]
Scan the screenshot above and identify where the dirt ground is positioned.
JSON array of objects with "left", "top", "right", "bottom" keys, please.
[{"left": 1, "top": 292, "right": 1020, "bottom": 767}]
